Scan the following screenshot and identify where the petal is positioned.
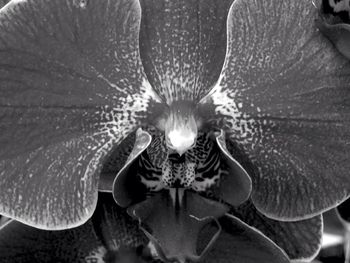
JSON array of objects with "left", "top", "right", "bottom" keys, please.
[
  {"left": 128, "top": 190, "right": 228, "bottom": 262},
  {"left": 1, "top": 134, "right": 104, "bottom": 229},
  {"left": 203, "top": 215, "right": 290, "bottom": 263},
  {"left": 214, "top": 130, "right": 252, "bottom": 206},
  {"left": 138, "top": 0, "right": 233, "bottom": 103},
  {"left": 0, "top": 0, "right": 158, "bottom": 229},
  {"left": 0, "top": 193, "right": 148, "bottom": 263},
  {"left": 202, "top": 0, "right": 350, "bottom": 220},
  {"left": 232, "top": 200, "right": 323, "bottom": 261},
  {"left": 113, "top": 128, "right": 152, "bottom": 207},
  {"left": 99, "top": 132, "right": 135, "bottom": 192}
]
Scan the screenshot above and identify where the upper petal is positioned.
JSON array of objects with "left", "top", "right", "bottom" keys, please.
[
  {"left": 202, "top": 0, "right": 350, "bottom": 220},
  {"left": 138, "top": 0, "right": 233, "bottom": 103},
  {"left": 0, "top": 0, "right": 158, "bottom": 229}
]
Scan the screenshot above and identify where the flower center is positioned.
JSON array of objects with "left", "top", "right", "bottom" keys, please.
[
  {"left": 161, "top": 102, "right": 199, "bottom": 156},
  {"left": 167, "top": 123, "right": 197, "bottom": 156}
]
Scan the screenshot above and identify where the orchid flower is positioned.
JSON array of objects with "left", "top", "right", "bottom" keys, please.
[{"left": 0, "top": 0, "right": 350, "bottom": 262}]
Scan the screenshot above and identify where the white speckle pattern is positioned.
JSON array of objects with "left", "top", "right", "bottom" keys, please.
[
  {"left": 138, "top": 131, "right": 223, "bottom": 193},
  {"left": 0, "top": 0, "right": 160, "bottom": 229},
  {"left": 139, "top": 0, "right": 232, "bottom": 104}
]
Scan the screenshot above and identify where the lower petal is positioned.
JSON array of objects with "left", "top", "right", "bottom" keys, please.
[
  {"left": 203, "top": 214, "right": 290, "bottom": 263},
  {"left": 232, "top": 200, "right": 323, "bottom": 261},
  {"left": 128, "top": 190, "right": 228, "bottom": 263}
]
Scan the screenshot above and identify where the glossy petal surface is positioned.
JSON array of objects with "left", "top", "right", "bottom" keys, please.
[
  {"left": 232, "top": 200, "right": 322, "bottom": 261},
  {"left": 0, "top": 0, "right": 157, "bottom": 229},
  {"left": 139, "top": 0, "right": 233, "bottom": 103},
  {"left": 202, "top": 215, "right": 290, "bottom": 263},
  {"left": 0, "top": 193, "right": 148, "bottom": 263},
  {"left": 204, "top": 0, "right": 350, "bottom": 220}
]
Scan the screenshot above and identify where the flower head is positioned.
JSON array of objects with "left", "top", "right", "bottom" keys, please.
[{"left": 0, "top": 0, "right": 349, "bottom": 261}]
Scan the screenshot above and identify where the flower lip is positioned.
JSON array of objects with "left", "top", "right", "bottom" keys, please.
[{"left": 127, "top": 189, "right": 228, "bottom": 263}]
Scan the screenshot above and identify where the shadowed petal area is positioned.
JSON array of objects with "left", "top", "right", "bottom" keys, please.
[
  {"left": 113, "top": 128, "right": 152, "bottom": 207},
  {"left": 317, "top": 20, "right": 350, "bottom": 60},
  {"left": 232, "top": 200, "right": 323, "bottom": 261},
  {"left": 139, "top": 0, "right": 233, "bottom": 103},
  {"left": 0, "top": 193, "right": 290, "bottom": 263},
  {"left": 0, "top": 219, "right": 102, "bottom": 263},
  {"left": 128, "top": 190, "right": 229, "bottom": 262},
  {"left": 0, "top": 0, "right": 158, "bottom": 229},
  {"left": 215, "top": 130, "right": 252, "bottom": 206},
  {"left": 0, "top": 193, "right": 149, "bottom": 263},
  {"left": 315, "top": 0, "right": 350, "bottom": 60},
  {"left": 203, "top": 0, "right": 350, "bottom": 220},
  {"left": 337, "top": 198, "right": 350, "bottom": 224},
  {"left": 202, "top": 215, "right": 290, "bottom": 263}
]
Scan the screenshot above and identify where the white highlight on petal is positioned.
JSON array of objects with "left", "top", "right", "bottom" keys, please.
[
  {"left": 168, "top": 128, "right": 196, "bottom": 156},
  {"left": 322, "top": 233, "right": 344, "bottom": 248},
  {"left": 164, "top": 110, "right": 198, "bottom": 156}
]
